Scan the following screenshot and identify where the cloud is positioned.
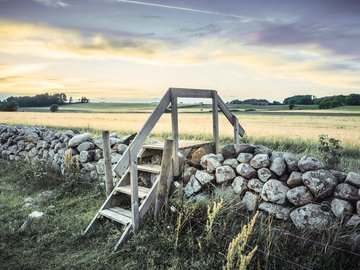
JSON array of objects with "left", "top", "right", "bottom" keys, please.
[{"left": 33, "top": 0, "right": 69, "bottom": 7}]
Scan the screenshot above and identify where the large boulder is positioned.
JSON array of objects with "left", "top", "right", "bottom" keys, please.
[
  {"left": 206, "top": 158, "right": 222, "bottom": 173},
  {"left": 215, "top": 165, "right": 236, "bottom": 184},
  {"left": 221, "top": 144, "right": 238, "bottom": 159},
  {"left": 257, "top": 168, "right": 272, "bottom": 183},
  {"left": 258, "top": 202, "right": 291, "bottom": 220},
  {"left": 260, "top": 179, "right": 289, "bottom": 205},
  {"left": 77, "top": 141, "right": 95, "bottom": 152},
  {"left": 346, "top": 215, "right": 360, "bottom": 228},
  {"left": 331, "top": 198, "right": 353, "bottom": 218},
  {"left": 286, "top": 186, "right": 314, "bottom": 206},
  {"left": 269, "top": 157, "right": 286, "bottom": 176},
  {"left": 236, "top": 163, "right": 257, "bottom": 179},
  {"left": 247, "top": 178, "right": 264, "bottom": 193},
  {"left": 200, "top": 154, "right": 224, "bottom": 168},
  {"left": 298, "top": 156, "right": 325, "bottom": 172},
  {"left": 68, "top": 133, "right": 91, "bottom": 147},
  {"left": 302, "top": 170, "right": 337, "bottom": 199},
  {"left": 191, "top": 147, "right": 207, "bottom": 163},
  {"left": 232, "top": 176, "right": 248, "bottom": 195},
  {"left": 250, "top": 154, "right": 270, "bottom": 169},
  {"left": 223, "top": 158, "right": 239, "bottom": 169},
  {"left": 237, "top": 144, "right": 256, "bottom": 154},
  {"left": 345, "top": 172, "right": 360, "bottom": 188},
  {"left": 334, "top": 183, "right": 360, "bottom": 201},
  {"left": 241, "top": 192, "right": 259, "bottom": 211},
  {"left": 330, "top": 170, "right": 347, "bottom": 183},
  {"left": 79, "top": 150, "right": 95, "bottom": 163},
  {"left": 283, "top": 153, "right": 299, "bottom": 172},
  {"left": 253, "top": 145, "right": 272, "bottom": 156},
  {"left": 290, "top": 204, "right": 334, "bottom": 230},
  {"left": 195, "top": 170, "right": 214, "bottom": 185},
  {"left": 184, "top": 175, "right": 202, "bottom": 196},
  {"left": 182, "top": 166, "right": 198, "bottom": 183}
]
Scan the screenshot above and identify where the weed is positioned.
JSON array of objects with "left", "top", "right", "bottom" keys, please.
[
  {"left": 205, "top": 198, "right": 223, "bottom": 241},
  {"left": 318, "top": 134, "right": 343, "bottom": 169}
]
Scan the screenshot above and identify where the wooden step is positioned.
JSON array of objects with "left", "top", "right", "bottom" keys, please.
[
  {"left": 143, "top": 140, "right": 212, "bottom": 150},
  {"left": 137, "top": 164, "right": 161, "bottom": 174},
  {"left": 114, "top": 185, "right": 151, "bottom": 199},
  {"left": 99, "top": 207, "right": 132, "bottom": 225}
]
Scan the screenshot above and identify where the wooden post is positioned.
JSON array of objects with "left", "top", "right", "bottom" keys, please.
[
  {"left": 155, "top": 139, "right": 174, "bottom": 220},
  {"left": 102, "top": 131, "right": 113, "bottom": 197},
  {"left": 233, "top": 116, "right": 240, "bottom": 145},
  {"left": 171, "top": 92, "right": 179, "bottom": 177},
  {"left": 212, "top": 92, "right": 219, "bottom": 153},
  {"left": 130, "top": 149, "right": 139, "bottom": 233}
]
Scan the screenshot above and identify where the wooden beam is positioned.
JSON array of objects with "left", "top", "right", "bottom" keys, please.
[
  {"left": 233, "top": 116, "right": 240, "bottom": 145},
  {"left": 171, "top": 92, "right": 180, "bottom": 177},
  {"left": 130, "top": 149, "right": 139, "bottom": 233},
  {"left": 216, "top": 95, "right": 245, "bottom": 136},
  {"left": 113, "top": 89, "right": 171, "bottom": 177},
  {"left": 170, "top": 88, "right": 215, "bottom": 98},
  {"left": 212, "top": 92, "right": 219, "bottom": 153},
  {"left": 154, "top": 139, "right": 174, "bottom": 220},
  {"left": 102, "top": 131, "right": 114, "bottom": 197}
]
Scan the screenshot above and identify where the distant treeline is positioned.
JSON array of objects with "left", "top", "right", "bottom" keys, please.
[
  {"left": 0, "top": 93, "right": 89, "bottom": 112},
  {"left": 228, "top": 94, "right": 360, "bottom": 109}
]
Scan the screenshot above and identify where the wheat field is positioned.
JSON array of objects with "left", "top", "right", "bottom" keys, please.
[{"left": 1, "top": 111, "right": 359, "bottom": 146}]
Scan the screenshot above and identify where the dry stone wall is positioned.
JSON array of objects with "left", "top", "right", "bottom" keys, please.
[
  {"left": 0, "top": 125, "right": 131, "bottom": 182},
  {"left": 183, "top": 143, "right": 360, "bottom": 230}
]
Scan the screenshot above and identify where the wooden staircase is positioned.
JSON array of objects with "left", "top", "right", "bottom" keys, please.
[{"left": 83, "top": 88, "right": 245, "bottom": 251}]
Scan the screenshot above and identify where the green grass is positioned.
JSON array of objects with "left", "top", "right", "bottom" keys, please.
[{"left": 1, "top": 160, "right": 359, "bottom": 269}]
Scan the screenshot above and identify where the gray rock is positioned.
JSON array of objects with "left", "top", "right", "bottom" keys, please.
[
  {"left": 79, "top": 150, "right": 95, "bottom": 163},
  {"left": 290, "top": 203, "right": 334, "bottom": 230},
  {"left": 223, "top": 158, "right": 239, "bottom": 169},
  {"left": 247, "top": 178, "right": 264, "bottom": 193},
  {"left": 96, "top": 159, "right": 105, "bottom": 175},
  {"left": 254, "top": 145, "right": 272, "bottom": 156},
  {"left": 283, "top": 153, "right": 299, "bottom": 172},
  {"left": 94, "top": 149, "right": 103, "bottom": 161},
  {"left": 195, "top": 170, "right": 214, "bottom": 185},
  {"left": 111, "top": 152, "right": 122, "bottom": 164},
  {"left": 258, "top": 202, "right": 291, "bottom": 220},
  {"left": 345, "top": 172, "right": 360, "bottom": 188},
  {"left": 331, "top": 198, "right": 353, "bottom": 218},
  {"left": 63, "top": 130, "right": 75, "bottom": 137},
  {"left": 260, "top": 179, "right": 290, "bottom": 205},
  {"left": 20, "top": 218, "right": 35, "bottom": 232},
  {"left": 182, "top": 166, "right": 198, "bottom": 183},
  {"left": 206, "top": 158, "right": 222, "bottom": 173},
  {"left": 298, "top": 156, "right": 325, "bottom": 172},
  {"left": 215, "top": 165, "right": 236, "bottom": 184},
  {"left": 29, "top": 211, "right": 44, "bottom": 219},
  {"left": 334, "top": 183, "right": 360, "bottom": 201},
  {"left": 200, "top": 153, "right": 224, "bottom": 168},
  {"left": 250, "top": 154, "right": 270, "bottom": 169},
  {"left": 302, "top": 170, "right": 337, "bottom": 199},
  {"left": 237, "top": 153, "right": 253, "bottom": 163},
  {"left": 346, "top": 215, "right": 360, "bottom": 228},
  {"left": 191, "top": 147, "right": 207, "bottom": 163},
  {"left": 257, "top": 168, "right": 272, "bottom": 183},
  {"left": 184, "top": 175, "right": 202, "bottom": 196},
  {"left": 232, "top": 176, "right": 248, "bottom": 195},
  {"left": 77, "top": 141, "right": 95, "bottom": 152},
  {"left": 236, "top": 163, "right": 257, "bottom": 179},
  {"left": 270, "top": 152, "right": 286, "bottom": 161},
  {"left": 286, "top": 186, "right": 314, "bottom": 206},
  {"left": 68, "top": 133, "right": 91, "bottom": 147},
  {"left": 110, "top": 132, "right": 119, "bottom": 138},
  {"left": 287, "top": 171, "right": 303, "bottom": 187},
  {"left": 242, "top": 192, "right": 259, "bottom": 211},
  {"left": 221, "top": 144, "right": 238, "bottom": 159},
  {"left": 117, "top": 144, "right": 128, "bottom": 154},
  {"left": 357, "top": 201, "right": 360, "bottom": 216},
  {"left": 330, "top": 170, "right": 347, "bottom": 183},
  {"left": 237, "top": 144, "right": 256, "bottom": 154},
  {"left": 82, "top": 162, "right": 96, "bottom": 171},
  {"left": 269, "top": 157, "right": 286, "bottom": 176}
]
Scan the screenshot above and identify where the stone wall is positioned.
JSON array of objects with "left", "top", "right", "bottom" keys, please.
[
  {"left": 183, "top": 144, "right": 360, "bottom": 230},
  {"left": 0, "top": 125, "right": 132, "bottom": 182}
]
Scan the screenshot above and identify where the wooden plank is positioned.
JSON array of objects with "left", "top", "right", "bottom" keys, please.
[
  {"left": 110, "top": 207, "right": 132, "bottom": 218},
  {"left": 102, "top": 131, "right": 114, "bottom": 197},
  {"left": 113, "top": 89, "right": 171, "bottom": 177},
  {"left": 233, "top": 117, "right": 240, "bottom": 145},
  {"left": 139, "top": 176, "right": 159, "bottom": 219},
  {"left": 130, "top": 150, "right": 139, "bottom": 233},
  {"left": 115, "top": 185, "right": 151, "bottom": 199},
  {"left": 114, "top": 223, "right": 132, "bottom": 251},
  {"left": 171, "top": 93, "right": 179, "bottom": 177},
  {"left": 216, "top": 95, "right": 245, "bottom": 136},
  {"left": 137, "top": 164, "right": 161, "bottom": 174},
  {"left": 99, "top": 209, "right": 132, "bottom": 225},
  {"left": 170, "top": 88, "right": 215, "bottom": 98},
  {"left": 155, "top": 139, "right": 174, "bottom": 220},
  {"left": 212, "top": 92, "right": 219, "bottom": 153},
  {"left": 142, "top": 140, "right": 212, "bottom": 150}
]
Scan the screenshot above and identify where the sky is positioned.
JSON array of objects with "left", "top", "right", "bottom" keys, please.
[{"left": 0, "top": 0, "right": 359, "bottom": 102}]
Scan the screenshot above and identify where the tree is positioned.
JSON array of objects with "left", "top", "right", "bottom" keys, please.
[
  {"left": 0, "top": 98, "right": 18, "bottom": 111},
  {"left": 50, "top": 104, "right": 59, "bottom": 112},
  {"left": 69, "top": 96, "right": 73, "bottom": 104}
]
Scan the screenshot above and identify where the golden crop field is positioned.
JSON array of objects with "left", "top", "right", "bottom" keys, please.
[{"left": 1, "top": 111, "right": 360, "bottom": 146}]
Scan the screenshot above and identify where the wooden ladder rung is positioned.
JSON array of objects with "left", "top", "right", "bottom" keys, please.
[
  {"left": 115, "top": 185, "right": 151, "bottom": 199},
  {"left": 137, "top": 164, "right": 161, "bottom": 174},
  {"left": 99, "top": 208, "right": 132, "bottom": 225}
]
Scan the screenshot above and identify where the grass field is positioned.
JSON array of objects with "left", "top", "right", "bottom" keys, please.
[{"left": 1, "top": 111, "right": 360, "bottom": 147}]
